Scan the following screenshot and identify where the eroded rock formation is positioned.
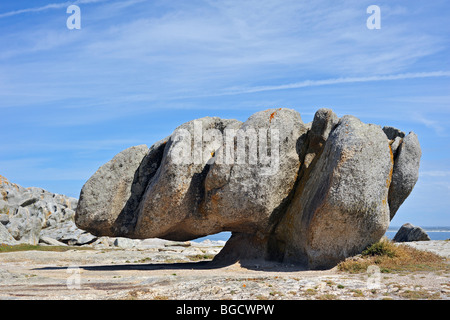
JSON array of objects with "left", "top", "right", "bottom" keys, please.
[
  {"left": 0, "top": 175, "right": 81, "bottom": 245},
  {"left": 75, "top": 108, "right": 421, "bottom": 269}
]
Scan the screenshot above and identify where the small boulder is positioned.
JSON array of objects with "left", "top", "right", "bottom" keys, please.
[
  {"left": 393, "top": 223, "right": 430, "bottom": 242},
  {"left": 39, "top": 236, "right": 67, "bottom": 246},
  {"left": 77, "top": 232, "right": 97, "bottom": 245},
  {"left": 113, "top": 237, "right": 136, "bottom": 249}
]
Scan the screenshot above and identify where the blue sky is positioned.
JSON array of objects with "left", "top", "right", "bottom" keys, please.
[{"left": 1, "top": 0, "right": 449, "bottom": 227}]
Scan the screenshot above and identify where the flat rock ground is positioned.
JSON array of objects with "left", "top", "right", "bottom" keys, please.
[{"left": 0, "top": 241, "right": 449, "bottom": 300}]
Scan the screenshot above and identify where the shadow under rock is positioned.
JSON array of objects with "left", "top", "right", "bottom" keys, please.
[
  {"left": 33, "top": 259, "right": 309, "bottom": 272},
  {"left": 33, "top": 260, "right": 217, "bottom": 272}
]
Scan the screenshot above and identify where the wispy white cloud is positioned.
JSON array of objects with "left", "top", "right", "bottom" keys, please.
[
  {"left": 79, "top": 0, "right": 444, "bottom": 76},
  {"left": 0, "top": 138, "right": 145, "bottom": 154},
  {"left": 1, "top": 1, "right": 449, "bottom": 117},
  {"left": 0, "top": 3, "right": 70, "bottom": 19},
  {"left": 219, "top": 71, "right": 450, "bottom": 96},
  {"left": 0, "top": 0, "right": 108, "bottom": 18},
  {"left": 413, "top": 112, "right": 448, "bottom": 136},
  {"left": 421, "top": 171, "right": 450, "bottom": 177}
]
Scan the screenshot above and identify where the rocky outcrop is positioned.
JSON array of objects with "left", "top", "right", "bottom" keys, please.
[
  {"left": 393, "top": 223, "right": 430, "bottom": 242},
  {"left": 75, "top": 108, "right": 421, "bottom": 269},
  {"left": 0, "top": 174, "right": 91, "bottom": 246}
]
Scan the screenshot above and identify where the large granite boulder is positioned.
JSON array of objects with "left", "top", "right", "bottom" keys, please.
[
  {"left": 75, "top": 144, "right": 159, "bottom": 236},
  {"left": 200, "top": 108, "right": 307, "bottom": 235},
  {"left": 267, "top": 114, "right": 393, "bottom": 268},
  {"left": 133, "top": 117, "right": 243, "bottom": 240},
  {"left": 75, "top": 108, "right": 421, "bottom": 269}
]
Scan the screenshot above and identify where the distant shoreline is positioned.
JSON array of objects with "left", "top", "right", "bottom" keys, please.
[
  {"left": 194, "top": 228, "right": 450, "bottom": 243},
  {"left": 385, "top": 230, "right": 450, "bottom": 241},
  {"left": 387, "top": 226, "right": 450, "bottom": 232}
]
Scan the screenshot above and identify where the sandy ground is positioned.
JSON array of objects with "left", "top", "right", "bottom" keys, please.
[{"left": 0, "top": 241, "right": 449, "bottom": 300}]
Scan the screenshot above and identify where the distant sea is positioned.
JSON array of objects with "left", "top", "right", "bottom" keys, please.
[
  {"left": 193, "top": 227, "right": 450, "bottom": 243},
  {"left": 385, "top": 226, "right": 450, "bottom": 241}
]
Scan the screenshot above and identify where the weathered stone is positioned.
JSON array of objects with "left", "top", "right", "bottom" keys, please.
[
  {"left": 77, "top": 233, "right": 97, "bottom": 245},
  {"left": 91, "top": 236, "right": 115, "bottom": 248},
  {"left": 133, "top": 117, "right": 243, "bottom": 240},
  {"left": 0, "top": 213, "right": 9, "bottom": 225},
  {"left": 202, "top": 108, "right": 306, "bottom": 235},
  {"left": 393, "top": 223, "right": 430, "bottom": 242},
  {"left": 388, "top": 132, "right": 421, "bottom": 219},
  {"left": 0, "top": 200, "right": 9, "bottom": 215},
  {"left": 181, "top": 246, "right": 205, "bottom": 256},
  {"left": 281, "top": 115, "right": 393, "bottom": 269},
  {"left": 216, "top": 113, "right": 393, "bottom": 269},
  {"left": 113, "top": 237, "right": 136, "bottom": 248},
  {"left": 0, "top": 222, "right": 17, "bottom": 245},
  {"left": 304, "top": 108, "right": 339, "bottom": 165},
  {"left": 212, "top": 232, "right": 269, "bottom": 266},
  {"left": 39, "top": 236, "right": 67, "bottom": 246},
  {"left": 0, "top": 175, "right": 79, "bottom": 245},
  {"left": 134, "top": 238, "right": 171, "bottom": 250},
  {"left": 164, "top": 241, "right": 191, "bottom": 247},
  {"left": 382, "top": 126, "right": 405, "bottom": 140},
  {"left": 390, "top": 136, "right": 402, "bottom": 158},
  {"left": 75, "top": 144, "right": 152, "bottom": 236},
  {"left": 74, "top": 108, "right": 421, "bottom": 269},
  {"left": 7, "top": 207, "right": 43, "bottom": 245}
]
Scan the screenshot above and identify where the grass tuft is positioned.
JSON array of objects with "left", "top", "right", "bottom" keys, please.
[
  {"left": 361, "top": 239, "right": 397, "bottom": 258},
  {"left": 187, "top": 254, "right": 215, "bottom": 261},
  {"left": 338, "top": 239, "right": 448, "bottom": 274}
]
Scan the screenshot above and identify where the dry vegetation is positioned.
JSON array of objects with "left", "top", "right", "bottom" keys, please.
[
  {"left": 0, "top": 243, "right": 92, "bottom": 253},
  {"left": 338, "top": 238, "right": 449, "bottom": 274}
]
